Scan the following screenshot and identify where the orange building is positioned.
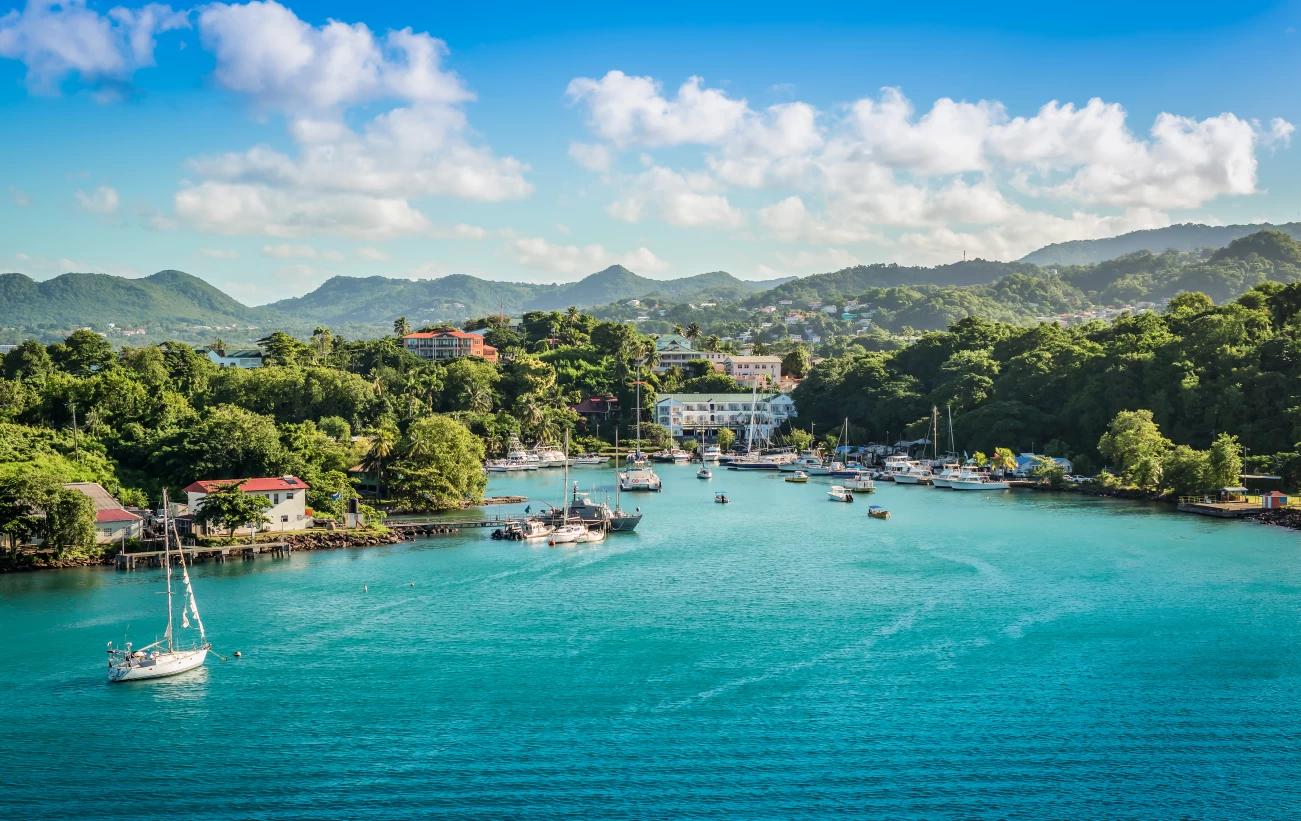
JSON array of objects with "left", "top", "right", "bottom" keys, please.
[{"left": 403, "top": 330, "right": 498, "bottom": 362}]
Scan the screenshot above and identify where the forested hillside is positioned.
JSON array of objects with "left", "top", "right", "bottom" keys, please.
[{"left": 1021, "top": 222, "right": 1301, "bottom": 265}]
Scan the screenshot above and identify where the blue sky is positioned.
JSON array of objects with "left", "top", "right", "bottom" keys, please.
[{"left": 2, "top": 0, "right": 1301, "bottom": 304}]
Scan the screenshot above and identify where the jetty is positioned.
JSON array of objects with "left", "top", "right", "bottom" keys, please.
[
  {"left": 387, "top": 513, "right": 525, "bottom": 533},
  {"left": 116, "top": 541, "right": 290, "bottom": 569}
]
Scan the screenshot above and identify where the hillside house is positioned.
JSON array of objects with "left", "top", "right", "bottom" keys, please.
[
  {"left": 403, "top": 330, "right": 498, "bottom": 362},
  {"left": 724, "top": 355, "right": 782, "bottom": 386},
  {"left": 185, "top": 476, "right": 312, "bottom": 534},
  {"left": 65, "top": 482, "right": 143, "bottom": 544},
  {"left": 204, "top": 348, "right": 264, "bottom": 369}
]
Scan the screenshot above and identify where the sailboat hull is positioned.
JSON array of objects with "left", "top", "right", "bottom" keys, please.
[{"left": 108, "top": 646, "right": 208, "bottom": 682}]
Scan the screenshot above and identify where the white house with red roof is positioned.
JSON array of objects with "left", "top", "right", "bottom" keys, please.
[
  {"left": 63, "top": 481, "right": 143, "bottom": 544},
  {"left": 185, "top": 476, "right": 312, "bottom": 534}
]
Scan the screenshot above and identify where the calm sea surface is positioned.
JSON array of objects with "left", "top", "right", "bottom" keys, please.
[{"left": 2, "top": 467, "right": 1300, "bottom": 819}]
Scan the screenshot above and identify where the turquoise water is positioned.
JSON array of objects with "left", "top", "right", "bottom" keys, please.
[{"left": 2, "top": 466, "right": 1300, "bottom": 818}]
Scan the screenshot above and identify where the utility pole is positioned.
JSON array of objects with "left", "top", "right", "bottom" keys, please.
[{"left": 68, "top": 401, "right": 80, "bottom": 460}]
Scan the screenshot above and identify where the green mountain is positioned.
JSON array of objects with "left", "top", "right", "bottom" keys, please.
[
  {"left": 741, "top": 259, "right": 1042, "bottom": 306},
  {"left": 0, "top": 270, "right": 266, "bottom": 327},
  {"left": 1021, "top": 222, "right": 1301, "bottom": 266}
]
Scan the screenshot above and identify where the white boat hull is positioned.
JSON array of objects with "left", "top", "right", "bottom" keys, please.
[
  {"left": 931, "top": 478, "right": 952, "bottom": 488},
  {"left": 893, "top": 473, "right": 924, "bottom": 484},
  {"left": 950, "top": 480, "right": 1010, "bottom": 490},
  {"left": 109, "top": 647, "right": 208, "bottom": 682}
]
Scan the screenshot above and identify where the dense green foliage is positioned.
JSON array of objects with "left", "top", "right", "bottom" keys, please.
[
  {"left": 1022, "top": 221, "right": 1301, "bottom": 265},
  {"left": 794, "top": 282, "right": 1299, "bottom": 489}
]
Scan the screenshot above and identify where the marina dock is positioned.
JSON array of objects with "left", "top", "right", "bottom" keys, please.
[
  {"left": 115, "top": 541, "right": 290, "bottom": 568},
  {"left": 1177, "top": 497, "right": 1260, "bottom": 518}
]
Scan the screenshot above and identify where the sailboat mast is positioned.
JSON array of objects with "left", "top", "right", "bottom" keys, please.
[
  {"left": 162, "top": 488, "right": 174, "bottom": 653},
  {"left": 563, "top": 429, "right": 571, "bottom": 523},
  {"left": 947, "top": 403, "right": 955, "bottom": 456},
  {"left": 614, "top": 429, "right": 621, "bottom": 509}
]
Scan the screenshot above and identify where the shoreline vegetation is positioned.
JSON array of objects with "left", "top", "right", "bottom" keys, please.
[{"left": 4, "top": 234, "right": 1301, "bottom": 568}]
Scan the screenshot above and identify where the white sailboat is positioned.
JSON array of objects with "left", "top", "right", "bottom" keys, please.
[
  {"left": 107, "top": 490, "right": 210, "bottom": 682},
  {"left": 619, "top": 378, "right": 662, "bottom": 491},
  {"left": 550, "top": 431, "right": 587, "bottom": 543}
]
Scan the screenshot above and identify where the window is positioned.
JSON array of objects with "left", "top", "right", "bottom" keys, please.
[
  {"left": 273, "top": 493, "right": 280, "bottom": 504},
  {"left": 286, "top": 491, "right": 294, "bottom": 500},
  {"left": 281, "top": 515, "right": 289, "bottom": 523}
]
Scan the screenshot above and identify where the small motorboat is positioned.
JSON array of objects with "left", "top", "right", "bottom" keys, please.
[
  {"left": 846, "top": 477, "right": 875, "bottom": 492},
  {"left": 868, "top": 505, "right": 890, "bottom": 520},
  {"left": 785, "top": 470, "right": 809, "bottom": 483},
  {"left": 714, "top": 492, "right": 731, "bottom": 504},
  {"left": 827, "top": 485, "right": 854, "bottom": 503},
  {"left": 697, "top": 468, "right": 712, "bottom": 479}
]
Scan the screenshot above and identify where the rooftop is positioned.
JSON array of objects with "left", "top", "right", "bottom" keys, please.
[{"left": 185, "top": 476, "right": 310, "bottom": 493}]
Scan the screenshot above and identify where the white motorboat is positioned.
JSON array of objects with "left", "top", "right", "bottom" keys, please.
[
  {"left": 700, "top": 445, "right": 721, "bottom": 462},
  {"left": 620, "top": 465, "right": 662, "bottom": 491},
  {"left": 107, "top": 490, "right": 210, "bottom": 682},
  {"left": 785, "top": 470, "right": 809, "bottom": 483},
  {"left": 846, "top": 476, "right": 876, "bottom": 492},
  {"left": 949, "top": 469, "right": 1010, "bottom": 491},
  {"left": 780, "top": 450, "right": 830, "bottom": 474},
  {"left": 931, "top": 463, "right": 963, "bottom": 488},
  {"left": 714, "top": 492, "right": 731, "bottom": 504},
  {"left": 827, "top": 485, "right": 855, "bottom": 502},
  {"left": 571, "top": 454, "right": 609, "bottom": 466},
  {"left": 697, "top": 468, "right": 712, "bottom": 479},
  {"left": 499, "top": 519, "right": 555, "bottom": 541},
  {"left": 893, "top": 462, "right": 933, "bottom": 485}
]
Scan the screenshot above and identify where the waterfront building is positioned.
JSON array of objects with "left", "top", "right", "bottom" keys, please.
[
  {"left": 204, "top": 348, "right": 264, "bottom": 369},
  {"left": 655, "top": 392, "right": 797, "bottom": 441},
  {"left": 403, "top": 330, "right": 498, "bottom": 362},
  {"left": 570, "top": 395, "right": 620, "bottom": 425},
  {"left": 652, "top": 334, "right": 728, "bottom": 373},
  {"left": 724, "top": 355, "right": 782, "bottom": 387},
  {"left": 185, "top": 476, "right": 312, "bottom": 534},
  {"left": 64, "top": 481, "right": 143, "bottom": 543}
]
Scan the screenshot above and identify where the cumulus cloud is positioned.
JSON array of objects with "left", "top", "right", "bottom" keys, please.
[
  {"left": 605, "top": 165, "right": 743, "bottom": 230},
  {"left": 508, "top": 236, "right": 669, "bottom": 275},
  {"left": 260, "top": 243, "right": 316, "bottom": 258},
  {"left": 757, "top": 247, "right": 863, "bottom": 276},
  {"left": 75, "top": 184, "right": 119, "bottom": 213},
  {"left": 0, "top": 0, "right": 188, "bottom": 96},
  {"left": 566, "top": 71, "right": 748, "bottom": 148},
  {"left": 357, "top": 246, "right": 389, "bottom": 261},
  {"left": 199, "top": 247, "right": 239, "bottom": 259},
  {"left": 569, "top": 75, "right": 1293, "bottom": 261},
  {"left": 176, "top": 3, "right": 529, "bottom": 239}
]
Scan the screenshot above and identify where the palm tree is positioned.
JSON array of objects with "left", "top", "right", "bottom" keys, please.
[
  {"left": 536, "top": 413, "right": 560, "bottom": 445},
  {"left": 685, "top": 322, "right": 701, "bottom": 341},
  {"left": 208, "top": 337, "right": 226, "bottom": 356},
  {"left": 972, "top": 451, "right": 989, "bottom": 467},
  {"left": 393, "top": 316, "right": 412, "bottom": 337},
  {"left": 363, "top": 424, "right": 398, "bottom": 500},
  {"left": 467, "top": 384, "right": 492, "bottom": 414},
  {"left": 672, "top": 323, "right": 685, "bottom": 336},
  {"left": 992, "top": 447, "right": 1018, "bottom": 474},
  {"left": 312, "top": 326, "right": 333, "bottom": 361},
  {"left": 566, "top": 306, "right": 580, "bottom": 326},
  {"left": 517, "top": 395, "right": 544, "bottom": 439}
]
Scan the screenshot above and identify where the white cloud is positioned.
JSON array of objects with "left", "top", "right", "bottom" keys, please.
[
  {"left": 0, "top": 0, "right": 188, "bottom": 96},
  {"left": 555, "top": 223, "right": 570, "bottom": 234},
  {"left": 261, "top": 242, "right": 317, "bottom": 258},
  {"left": 198, "top": 0, "right": 468, "bottom": 112},
  {"left": 199, "top": 247, "right": 239, "bottom": 259},
  {"left": 605, "top": 165, "right": 743, "bottom": 229},
  {"left": 357, "top": 246, "right": 390, "bottom": 261},
  {"left": 9, "top": 185, "right": 29, "bottom": 206},
  {"left": 321, "top": 249, "right": 344, "bottom": 261},
  {"left": 569, "top": 75, "right": 1292, "bottom": 260},
  {"left": 508, "top": 236, "right": 669, "bottom": 275},
  {"left": 176, "top": 3, "right": 529, "bottom": 239},
  {"left": 568, "top": 141, "right": 612, "bottom": 172},
  {"left": 759, "top": 248, "right": 863, "bottom": 275},
  {"left": 566, "top": 71, "right": 748, "bottom": 148},
  {"left": 74, "top": 184, "right": 119, "bottom": 214}
]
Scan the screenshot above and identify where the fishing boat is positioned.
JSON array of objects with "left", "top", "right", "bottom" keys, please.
[
  {"left": 949, "top": 469, "right": 1010, "bottom": 491},
  {"left": 868, "top": 505, "right": 890, "bottom": 520},
  {"left": 571, "top": 454, "right": 609, "bottom": 466},
  {"left": 532, "top": 444, "right": 568, "bottom": 468},
  {"left": 107, "top": 490, "right": 209, "bottom": 682},
  {"left": 785, "top": 470, "right": 809, "bottom": 483},
  {"left": 714, "top": 492, "right": 731, "bottom": 504},
  {"left": 499, "top": 519, "right": 555, "bottom": 541},
  {"left": 930, "top": 464, "right": 963, "bottom": 488},
  {"left": 697, "top": 467, "right": 712, "bottom": 479},
  {"left": 827, "top": 485, "right": 855, "bottom": 503},
  {"left": 846, "top": 476, "right": 876, "bottom": 492},
  {"left": 700, "top": 445, "right": 721, "bottom": 462}
]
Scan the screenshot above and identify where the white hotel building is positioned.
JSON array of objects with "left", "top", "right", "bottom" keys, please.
[{"left": 655, "top": 393, "right": 797, "bottom": 442}]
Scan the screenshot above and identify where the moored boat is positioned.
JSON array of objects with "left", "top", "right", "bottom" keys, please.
[
  {"left": 868, "top": 505, "right": 890, "bottom": 520},
  {"left": 715, "top": 492, "right": 731, "bottom": 504},
  {"left": 697, "top": 467, "right": 712, "bottom": 479},
  {"left": 107, "top": 490, "right": 210, "bottom": 683},
  {"left": 846, "top": 476, "right": 876, "bottom": 492},
  {"left": 949, "top": 469, "right": 1010, "bottom": 491},
  {"left": 827, "top": 485, "right": 855, "bottom": 503},
  {"left": 785, "top": 470, "right": 809, "bottom": 483}
]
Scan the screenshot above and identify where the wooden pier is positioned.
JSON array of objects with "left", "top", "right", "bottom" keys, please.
[
  {"left": 115, "top": 542, "right": 290, "bottom": 569},
  {"left": 387, "top": 513, "right": 524, "bottom": 534},
  {"left": 1176, "top": 498, "right": 1259, "bottom": 519}
]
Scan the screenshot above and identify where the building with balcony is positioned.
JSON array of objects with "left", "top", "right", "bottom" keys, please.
[
  {"left": 654, "top": 393, "right": 797, "bottom": 442},
  {"left": 403, "top": 330, "right": 498, "bottom": 362}
]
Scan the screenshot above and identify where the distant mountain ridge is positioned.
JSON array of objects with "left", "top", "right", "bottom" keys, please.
[
  {"left": 0, "top": 266, "right": 792, "bottom": 332},
  {"left": 1020, "top": 222, "right": 1301, "bottom": 265}
]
